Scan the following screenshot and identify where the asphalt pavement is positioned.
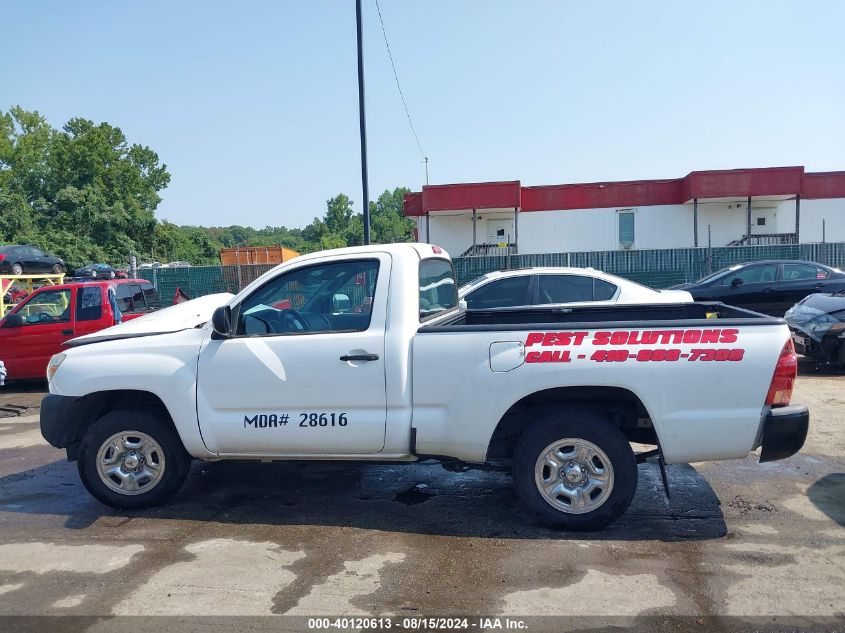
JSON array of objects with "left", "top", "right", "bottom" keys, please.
[{"left": 0, "top": 372, "right": 842, "bottom": 631}]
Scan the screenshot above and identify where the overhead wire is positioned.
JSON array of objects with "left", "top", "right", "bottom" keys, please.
[{"left": 373, "top": 0, "right": 427, "bottom": 162}]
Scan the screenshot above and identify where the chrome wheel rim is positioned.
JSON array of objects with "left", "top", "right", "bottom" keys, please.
[
  {"left": 534, "top": 438, "right": 614, "bottom": 514},
  {"left": 96, "top": 431, "right": 166, "bottom": 496}
]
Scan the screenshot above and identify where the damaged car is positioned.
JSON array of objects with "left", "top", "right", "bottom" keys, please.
[{"left": 785, "top": 291, "right": 845, "bottom": 366}]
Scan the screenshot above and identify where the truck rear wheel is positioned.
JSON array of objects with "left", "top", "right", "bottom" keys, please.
[
  {"left": 513, "top": 410, "right": 637, "bottom": 530},
  {"left": 77, "top": 410, "right": 191, "bottom": 509}
]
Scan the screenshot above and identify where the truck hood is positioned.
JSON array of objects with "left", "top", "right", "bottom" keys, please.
[{"left": 66, "top": 292, "right": 234, "bottom": 347}]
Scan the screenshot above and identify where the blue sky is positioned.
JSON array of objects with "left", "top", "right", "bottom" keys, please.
[{"left": 3, "top": 0, "right": 843, "bottom": 228}]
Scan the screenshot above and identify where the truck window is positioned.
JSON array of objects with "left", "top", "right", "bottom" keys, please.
[
  {"left": 116, "top": 284, "right": 146, "bottom": 313},
  {"left": 419, "top": 259, "right": 457, "bottom": 320},
  {"left": 76, "top": 286, "right": 103, "bottom": 321},
  {"left": 140, "top": 282, "right": 161, "bottom": 309},
  {"left": 237, "top": 259, "right": 380, "bottom": 336},
  {"left": 15, "top": 289, "right": 71, "bottom": 325},
  {"left": 465, "top": 276, "right": 530, "bottom": 309}
]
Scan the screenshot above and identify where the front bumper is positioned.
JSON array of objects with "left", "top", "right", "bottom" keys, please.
[
  {"left": 759, "top": 404, "right": 809, "bottom": 463},
  {"left": 40, "top": 394, "right": 82, "bottom": 449}
]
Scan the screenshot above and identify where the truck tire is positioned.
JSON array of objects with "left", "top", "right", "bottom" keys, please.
[
  {"left": 77, "top": 410, "right": 191, "bottom": 509},
  {"left": 513, "top": 410, "right": 637, "bottom": 530}
]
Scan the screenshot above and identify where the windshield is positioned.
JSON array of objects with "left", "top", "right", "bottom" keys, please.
[
  {"left": 458, "top": 273, "right": 495, "bottom": 297},
  {"left": 694, "top": 265, "right": 744, "bottom": 284}
]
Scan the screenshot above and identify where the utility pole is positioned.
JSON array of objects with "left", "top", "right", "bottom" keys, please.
[
  {"left": 423, "top": 157, "right": 430, "bottom": 244},
  {"left": 356, "top": 0, "right": 371, "bottom": 245}
]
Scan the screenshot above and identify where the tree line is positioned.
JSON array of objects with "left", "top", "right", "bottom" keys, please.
[{"left": 0, "top": 107, "right": 415, "bottom": 269}]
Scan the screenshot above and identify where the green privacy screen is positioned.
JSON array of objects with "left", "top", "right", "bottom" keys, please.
[{"left": 139, "top": 243, "right": 845, "bottom": 303}]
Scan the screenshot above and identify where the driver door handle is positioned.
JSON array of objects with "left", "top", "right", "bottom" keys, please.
[
  {"left": 339, "top": 353, "right": 379, "bottom": 362},
  {"left": 61, "top": 329, "right": 73, "bottom": 335}
]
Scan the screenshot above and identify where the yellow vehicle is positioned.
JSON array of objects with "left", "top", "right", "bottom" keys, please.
[{"left": 0, "top": 273, "right": 66, "bottom": 317}]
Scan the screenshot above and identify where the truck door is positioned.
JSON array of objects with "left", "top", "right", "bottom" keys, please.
[
  {"left": 0, "top": 288, "right": 73, "bottom": 379},
  {"left": 196, "top": 254, "right": 390, "bottom": 455},
  {"left": 487, "top": 219, "right": 514, "bottom": 246},
  {"left": 73, "top": 285, "right": 110, "bottom": 337}
]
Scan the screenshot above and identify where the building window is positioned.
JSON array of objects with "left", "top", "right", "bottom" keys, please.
[{"left": 618, "top": 210, "right": 635, "bottom": 249}]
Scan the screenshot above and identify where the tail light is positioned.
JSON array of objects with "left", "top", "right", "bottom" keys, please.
[
  {"left": 765, "top": 339, "right": 797, "bottom": 407},
  {"left": 0, "top": 254, "right": 5, "bottom": 262}
]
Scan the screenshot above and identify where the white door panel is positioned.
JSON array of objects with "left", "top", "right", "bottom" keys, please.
[
  {"left": 487, "top": 219, "right": 514, "bottom": 244},
  {"left": 196, "top": 253, "right": 390, "bottom": 455}
]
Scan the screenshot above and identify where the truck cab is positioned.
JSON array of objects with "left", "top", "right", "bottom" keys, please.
[{"left": 0, "top": 279, "right": 159, "bottom": 380}]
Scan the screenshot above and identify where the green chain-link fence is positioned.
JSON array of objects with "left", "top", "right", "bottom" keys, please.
[
  {"left": 137, "top": 264, "right": 275, "bottom": 303},
  {"left": 452, "top": 242, "right": 845, "bottom": 287},
  {"left": 138, "top": 242, "right": 845, "bottom": 301}
]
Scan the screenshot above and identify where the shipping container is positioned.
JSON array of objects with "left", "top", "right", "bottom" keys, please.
[{"left": 219, "top": 246, "right": 299, "bottom": 266}]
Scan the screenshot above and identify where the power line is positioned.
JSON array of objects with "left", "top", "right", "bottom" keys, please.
[{"left": 374, "top": 0, "right": 427, "bottom": 162}]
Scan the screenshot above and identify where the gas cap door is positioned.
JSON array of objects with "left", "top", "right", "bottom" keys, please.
[{"left": 489, "top": 341, "right": 525, "bottom": 372}]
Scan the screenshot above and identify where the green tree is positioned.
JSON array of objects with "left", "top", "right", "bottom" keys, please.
[
  {"left": 0, "top": 106, "right": 169, "bottom": 268},
  {"left": 1, "top": 106, "right": 416, "bottom": 268},
  {"left": 371, "top": 187, "right": 414, "bottom": 244}
]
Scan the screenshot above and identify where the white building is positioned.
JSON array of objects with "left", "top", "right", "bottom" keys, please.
[{"left": 403, "top": 167, "right": 845, "bottom": 256}]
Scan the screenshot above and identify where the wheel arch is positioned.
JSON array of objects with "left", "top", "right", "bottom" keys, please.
[
  {"left": 485, "top": 385, "right": 659, "bottom": 462},
  {"left": 63, "top": 389, "right": 182, "bottom": 460}
]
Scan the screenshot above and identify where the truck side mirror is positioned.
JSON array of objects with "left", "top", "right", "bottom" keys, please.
[
  {"left": 3, "top": 313, "right": 24, "bottom": 328},
  {"left": 211, "top": 306, "right": 232, "bottom": 338},
  {"left": 730, "top": 278, "right": 744, "bottom": 288}
]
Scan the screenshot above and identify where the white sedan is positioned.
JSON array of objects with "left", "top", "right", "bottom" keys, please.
[{"left": 459, "top": 267, "right": 692, "bottom": 310}]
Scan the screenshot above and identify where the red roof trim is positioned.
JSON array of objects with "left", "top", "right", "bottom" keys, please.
[
  {"left": 681, "top": 166, "right": 804, "bottom": 201},
  {"left": 403, "top": 166, "right": 844, "bottom": 216},
  {"left": 422, "top": 180, "right": 521, "bottom": 212},
  {"left": 802, "top": 171, "right": 845, "bottom": 199},
  {"left": 522, "top": 178, "right": 683, "bottom": 212},
  {"left": 403, "top": 191, "right": 424, "bottom": 217}
]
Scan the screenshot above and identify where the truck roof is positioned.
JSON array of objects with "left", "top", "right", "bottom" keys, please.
[{"left": 286, "top": 243, "right": 450, "bottom": 265}]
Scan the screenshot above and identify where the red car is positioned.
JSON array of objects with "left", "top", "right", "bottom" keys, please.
[{"left": 0, "top": 279, "right": 160, "bottom": 381}]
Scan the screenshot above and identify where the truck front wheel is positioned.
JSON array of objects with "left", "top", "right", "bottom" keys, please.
[
  {"left": 77, "top": 410, "right": 191, "bottom": 509},
  {"left": 513, "top": 410, "right": 637, "bottom": 530}
]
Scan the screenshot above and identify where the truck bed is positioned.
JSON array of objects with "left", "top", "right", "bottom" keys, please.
[
  {"left": 422, "top": 302, "right": 781, "bottom": 331},
  {"left": 413, "top": 301, "right": 789, "bottom": 465}
]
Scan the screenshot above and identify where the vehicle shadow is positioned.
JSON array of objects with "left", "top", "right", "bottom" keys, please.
[
  {"left": 806, "top": 472, "right": 845, "bottom": 527},
  {"left": 0, "top": 456, "right": 727, "bottom": 542}
]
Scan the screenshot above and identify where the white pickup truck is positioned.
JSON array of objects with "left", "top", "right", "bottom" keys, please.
[{"left": 40, "top": 243, "right": 809, "bottom": 529}]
